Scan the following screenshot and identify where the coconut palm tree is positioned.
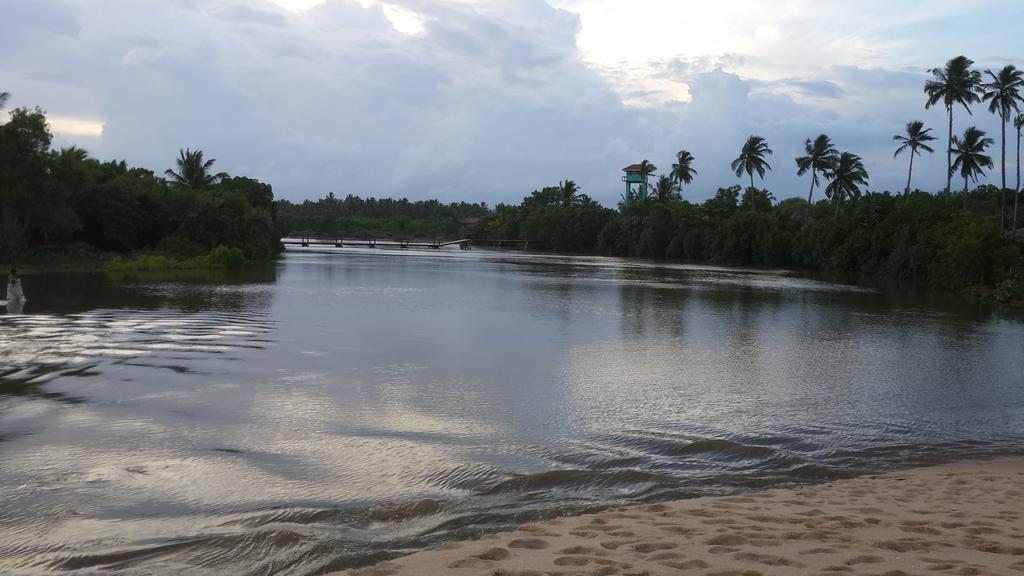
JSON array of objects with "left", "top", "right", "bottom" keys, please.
[
  {"left": 950, "top": 126, "right": 994, "bottom": 208},
  {"left": 558, "top": 179, "right": 581, "bottom": 206},
  {"left": 893, "top": 121, "right": 937, "bottom": 196},
  {"left": 670, "top": 150, "right": 697, "bottom": 197},
  {"left": 731, "top": 135, "right": 772, "bottom": 210},
  {"left": 824, "top": 152, "right": 869, "bottom": 218},
  {"left": 795, "top": 134, "right": 838, "bottom": 204},
  {"left": 653, "top": 175, "right": 680, "bottom": 202},
  {"left": 925, "top": 55, "right": 982, "bottom": 195},
  {"left": 981, "top": 65, "right": 1024, "bottom": 232},
  {"left": 1015, "top": 112, "right": 1024, "bottom": 234},
  {"left": 164, "top": 148, "right": 228, "bottom": 189}
]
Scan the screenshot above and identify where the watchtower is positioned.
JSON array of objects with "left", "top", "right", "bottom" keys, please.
[{"left": 622, "top": 163, "right": 648, "bottom": 197}]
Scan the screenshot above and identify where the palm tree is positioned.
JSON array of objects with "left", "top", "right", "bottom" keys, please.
[
  {"left": 164, "top": 148, "right": 228, "bottom": 189},
  {"left": 824, "top": 152, "right": 870, "bottom": 218},
  {"left": 950, "top": 126, "right": 994, "bottom": 208},
  {"left": 893, "top": 121, "right": 937, "bottom": 196},
  {"left": 1015, "top": 112, "right": 1024, "bottom": 234},
  {"left": 731, "top": 135, "right": 772, "bottom": 210},
  {"left": 982, "top": 65, "right": 1024, "bottom": 232},
  {"left": 0, "top": 91, "right": 9, "bottom": 110},
  {"left": 653, "top": 175, "right": 680, "bottom": 202},
  {"left": 795, "top": 134, "right": 837, "bottom": 204},
  {"left": 925, "top": 55, "right": 982, "bottom": 195},
  {"left": 670, "top": 150, "right": 697, "bottom": 197},
  {"left": 558, "top": 179, "right": 581, "bottom": 206}
]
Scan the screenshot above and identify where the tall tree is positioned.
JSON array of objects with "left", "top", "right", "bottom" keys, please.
[
  {"left": 925, "top": 55, "right": 982, "bottom": 195},
  {"left": 670, "top": 150, "right": 697, "bottom": 197},
  {"left": 795, "top": 134, "right": 838, "bottom": 204},
  {"left": 653, "top": 175, "right": 680, "bottom": 202},
  {"left": 638, "top": 159, "right": 657, "bottom": 179},
  {"left": 893, "top": 121, "right": 937, "bottom": 196},
  {"left": 164, "top": 148, "right": 228, "bottom": 189},
  {"left": 1015, "top": 112, "right": 1024, "bottom": 234},
  {"left": 558, "top": 179, "right": 581, "bottom": 206},
  {"left": 823, "top": 152, "right": 869, "bottom": 219},
  {"left": 731, "top": 135, "right": 772, "bottom": 210},
  {"left": 981, "top": 64, "right": 1024, "bottom": 232},
  {"left": 950, "top": 126, "right": 994, "bottom": 208},
  {"left": 0, "top": 91, "right": 9, "bottom": 110}
]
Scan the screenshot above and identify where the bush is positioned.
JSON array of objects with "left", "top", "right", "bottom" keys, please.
[{"left": 104, "top": 245, "right": 247, "bottom": 272}]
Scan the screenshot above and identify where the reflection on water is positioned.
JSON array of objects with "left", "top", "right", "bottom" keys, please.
[{"left": 1, "top": 250, "right": 1023, "bottom": 575}]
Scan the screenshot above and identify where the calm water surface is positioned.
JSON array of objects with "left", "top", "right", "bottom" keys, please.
[{"left": 1, "top": 249, "right": 1023, "bottom": 575}]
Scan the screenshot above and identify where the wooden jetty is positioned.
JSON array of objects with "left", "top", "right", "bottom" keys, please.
[{"left": 282, "top": 238, "right": 473, "bottom": 250}]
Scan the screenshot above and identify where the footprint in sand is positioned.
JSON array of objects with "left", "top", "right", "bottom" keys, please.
[
  {"left": 646, "top": 551, "right": 684, "bottom": 561},
  {"left": 733, "top": 551, "right": 806, "bottom": 568},
  {"left": 556, "top": 545, "right": 595, "bottom": 555},
  {"left": 705, "top": 534, "right": 748, "bottom": 546},
  {"left": 660, "top": 559, "right": 709, "bottom": 570},
  {"left": 473, "top": 547, "right": 510, "bottom": 561},
  {"left": 507, "top": 538, "right": 550, "bottom": 550},
  {"left": 552, "top": 556, "right": 593, "bottom": 566},
  {"left": 632, "top": 542, "right": 675, "bottom": 553},
  {"left": 844, "top": 554, "right": 883, "bottom": 565},
  {"left": 657, "top": 525, "right": 700, "bottom": 536},
  {"left": 968, "top": 540, "right": 1024, "bottom": 555}
]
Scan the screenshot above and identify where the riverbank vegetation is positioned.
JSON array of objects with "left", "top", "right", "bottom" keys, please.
[
  {"left": 276, "top": 193, "right": 488, "bottom": 240},
  {"left": 0, "top": 98, "right": 280, "bottom": 270},
  {"left": 279, "top": 55, "right": 1024, "bottom": 296},
  {"left": 4, "top": 55, "right": 1023, "bottom": 297}
]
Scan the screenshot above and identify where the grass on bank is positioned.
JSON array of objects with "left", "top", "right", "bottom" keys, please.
[{"left": 103, "top": 245, "right": 247, "bottom": 272}]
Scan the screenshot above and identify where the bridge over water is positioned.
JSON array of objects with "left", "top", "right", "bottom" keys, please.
[{"left": 281, "top": 238, "right": 534, "bottom": 251}]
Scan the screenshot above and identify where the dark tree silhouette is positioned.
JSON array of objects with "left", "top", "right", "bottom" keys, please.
[
  {"left": 670, "top": 150, "right": 697, "bottom": 198},
  {"left": 824, "top": 152, "right": 870, "bottom": 218},
  {"left": 981, "top": 64, "right": 1024, "bottom": 232},
  {"left": 731, "top": 135, "right": 772, "bottom": 210},
  {"left": 558, "top": 180, "right": 581, "bottom": 206},
  {"left": 893, "top": 121, "right": 937, "bottom": 196},
  {"left": 925, "top": 55, "right": 982, "bottom": 195},
  {"left": 795, "top": 134, "right": 838, "bottom": 204},
  {"left": 164, "top": 148, "right": 228, "bottom": 189},
  {"left": 1016, "top": 112, "right": 1024, "bottom": 233},
  {"left": 653, "top": 175, "right": 680, "bottom": 202},
  {"left": 950, "top": 126, "right": 995, "bottom": 208}
]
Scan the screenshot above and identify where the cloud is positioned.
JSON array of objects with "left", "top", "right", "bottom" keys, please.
[{"left": 1, "top": 0, "right": 1021, "bottom": 207}]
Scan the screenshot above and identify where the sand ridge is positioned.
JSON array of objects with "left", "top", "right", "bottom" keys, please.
[{"left": 338, "top": 460, "right": 1024, "bottom": 576}]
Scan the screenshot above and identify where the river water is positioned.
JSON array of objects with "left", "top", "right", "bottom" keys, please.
[{"left": 1, "top": 249, "right": 1023, "bottom": 575}]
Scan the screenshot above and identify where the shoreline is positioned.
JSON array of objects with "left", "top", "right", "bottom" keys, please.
[{"left": 339, "top": 459, "right": 1024, "bottom": 576}]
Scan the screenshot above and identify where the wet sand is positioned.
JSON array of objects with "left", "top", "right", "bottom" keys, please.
[{"left": 339, "top": 460, "right": 1024, "bottom": 576}]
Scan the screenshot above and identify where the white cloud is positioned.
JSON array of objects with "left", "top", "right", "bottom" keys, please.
[{"left": 2, "top": 0, "right": 1023, "bottom": 205}]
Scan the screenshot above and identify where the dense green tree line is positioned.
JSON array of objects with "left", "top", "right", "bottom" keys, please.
[
  {"left": 3, "top": 53, "right": 1023, "bottom": 293},
  {"left": 465, "top": 55, "right": 1024, "bottom": 291},
  {"left": 474, "top": 183, "right": 1018, "bottom": 290},
  {"left": 0, "top": 102, "right": 280, "bottom": 264},
  {"left": 275, "top": 193, "right": 489, "bottom": 240}
]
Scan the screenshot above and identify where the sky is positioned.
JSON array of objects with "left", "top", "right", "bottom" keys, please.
[{"left": 2, "top": 0, "right": 1024, "bottom": 206}]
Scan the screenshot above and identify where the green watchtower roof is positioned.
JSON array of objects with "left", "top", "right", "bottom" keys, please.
[{"left": 623, "top": 163, "right": 646, "bottom": 184}]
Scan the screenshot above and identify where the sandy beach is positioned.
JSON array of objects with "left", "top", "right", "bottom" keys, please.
[{"left": 340, "top": 460, "right": 1024, "bottom": 576}]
